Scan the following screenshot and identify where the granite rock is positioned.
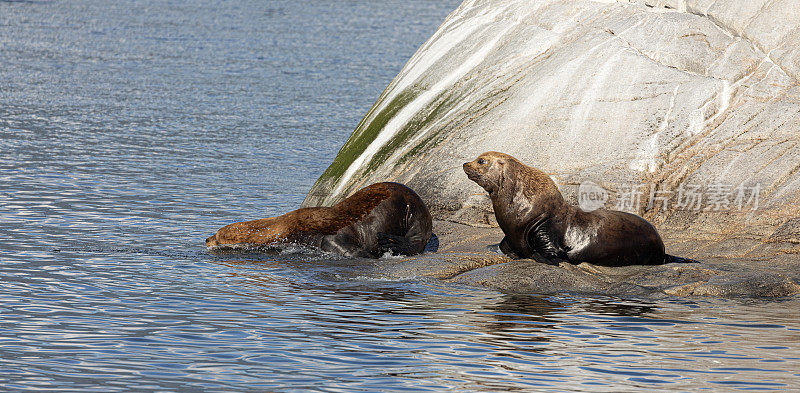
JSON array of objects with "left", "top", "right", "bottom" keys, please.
[
  {"left": 304, "top": 0, "right": 800, "bottom": 261},
  {"left": 303, "top": 0, "right": 800, "bottom": 296}
]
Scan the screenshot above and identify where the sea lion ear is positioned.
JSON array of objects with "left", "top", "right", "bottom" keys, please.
[
  {"left": 497, "top": 159, "right": 507, "bottom": 185},
  {"left": 497, "top": 160, "right": 505, "bottom": 191}
]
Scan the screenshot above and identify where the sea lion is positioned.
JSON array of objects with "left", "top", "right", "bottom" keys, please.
[
  {"left": 206, "top": 182, "right": 434, "bottom": 258},
  {"left": 463, "top": 152, "right": 693, "bottom": 266}
]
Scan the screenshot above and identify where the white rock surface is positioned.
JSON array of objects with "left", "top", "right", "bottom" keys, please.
[{"left": 304, "top": 0, "right": 800, "bottom": 258}]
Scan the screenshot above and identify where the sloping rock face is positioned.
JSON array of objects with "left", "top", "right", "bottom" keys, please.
[{"left": 304, "top": 0, "right": 800, "bottom": 263}]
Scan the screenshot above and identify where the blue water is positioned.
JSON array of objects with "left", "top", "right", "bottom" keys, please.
[{"left": 1, "top": 1, "right": 799, "bottom": 391}]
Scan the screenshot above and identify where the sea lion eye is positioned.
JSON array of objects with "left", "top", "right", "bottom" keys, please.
[{"left": 477, "top": 158, "right": 486, "bottom": 165}]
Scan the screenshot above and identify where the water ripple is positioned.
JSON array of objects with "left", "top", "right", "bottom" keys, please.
[{"left": 2, "top": 0, "right": 799, "bottom": 391}]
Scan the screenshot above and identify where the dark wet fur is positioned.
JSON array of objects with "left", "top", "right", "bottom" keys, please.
[{"left": 464, "top": 152, "right": 697, "bottom": 267}]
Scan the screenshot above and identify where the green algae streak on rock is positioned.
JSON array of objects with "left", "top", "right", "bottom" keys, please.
[{"left": 304, "top": 0, "right": 800, "bottom": 296}]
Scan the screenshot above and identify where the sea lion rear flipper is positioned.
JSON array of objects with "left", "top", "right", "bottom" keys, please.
[{"left": 664, "top": 254, "right": 700, "bottom": 264}]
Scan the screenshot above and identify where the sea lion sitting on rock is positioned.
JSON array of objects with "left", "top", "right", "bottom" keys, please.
[
  {"left": 464, "top": 152, "right": 694, "bottom": 266},
  {"left": 206, "top": 182, "right": 434, "bottom": 258}
]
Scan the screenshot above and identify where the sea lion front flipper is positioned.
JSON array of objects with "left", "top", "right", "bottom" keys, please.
[
  {"left": 377, "top": 232, "right": 418, "bottom": 256},
  {"left": 525, "top": 217, "right": 568, "bottom": 264},
  {"left": 497, "top": 236, "right": 521, "bottom": 259},
  {"left": 377, "top": 232, "right": 438, "bottom": 255},
  {"left": 320, "top": 234, "right": 372, "bottom": 258},
  {"left": 424, "top": 233, "right": 439, "bottom": 253}
]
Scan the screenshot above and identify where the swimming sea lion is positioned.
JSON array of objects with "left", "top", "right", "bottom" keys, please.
[
  {"left": 463, "top": 152, "right": 693, "bottom": 266},
  {"left": 206, "top": 182, "right": 434, "bottom": 258}
]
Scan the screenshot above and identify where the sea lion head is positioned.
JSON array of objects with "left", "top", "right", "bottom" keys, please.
[
  {"left": 463, "top": 151, "right": 514, "bottom": 195},
  {"left": 205, "top": 234, "right": 219, "bottom": 249},
  {"left": 464, "top": 151, "right": 564, "bottom": 205}
]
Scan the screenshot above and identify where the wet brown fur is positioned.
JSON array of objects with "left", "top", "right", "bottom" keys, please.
[{"left": 206, "top": 182, "right": 433, "bottom": 258}]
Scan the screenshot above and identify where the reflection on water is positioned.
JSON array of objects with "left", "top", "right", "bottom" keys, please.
[
  {"left": 1, "top": 0, "right": 799, "bottom": 391},
  {"left": 2, "top": 245, "right": 799, "bottom": 391},
  {"left": 216, "top": 259, "right": 800, "bottom": 391}
]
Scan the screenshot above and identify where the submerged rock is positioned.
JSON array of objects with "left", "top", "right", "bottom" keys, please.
[{"left": 303, "top": 0, "right": 800, "bottom": 297}]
